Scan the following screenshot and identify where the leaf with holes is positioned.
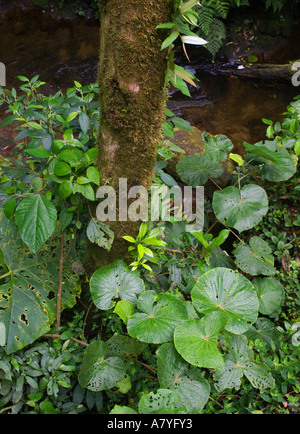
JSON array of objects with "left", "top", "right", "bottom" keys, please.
[
  {"left": 157, "top": 343, "right": 210, "bottom": 413},
  {"left": 234, "top": 237, "right": 276, "bottom": 276},
  {"left": 15, "top": 194, "right": 57, "bottom": 254},
  {"left": 90, "top": 260, "right": 145, "bottom": 311},
  {"left": 253, "top": 277, "right": 284, "bottom": 315},
  {"left": 86, "top": 218, "right": 114, "bottom": 251},
  {"left": 0, "top": 211, "right": 80, "bottom": 354},
  {"left": 191, "top": 268, "right": 259, "bottom": 334},
  {"left": 213, "top": 185, "right": 268, "bottom": 233},
  {"left": 214, "top": 334, "right": 275, "bottom": 392},
  {"left": 127, "top": 291, "right": 188, "bottom": 344},
  {"left": 78, "top": 341, "right": 126, "bottom": 392},
  {"left": 138, "top": 389, "right": 187, "bottom": 414},
  {"left": 174, "top": 312, "right": 226, "bottom": 370}
]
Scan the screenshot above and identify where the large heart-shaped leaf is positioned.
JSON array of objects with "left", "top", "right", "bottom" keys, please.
[
  {"left": 234, "top": 237, "right": 276, "bottom": 276},
  {"left": 138, "top": 389, "right": 187, "bottom": 414},
  {"left": 0, "top": 211, "right": 80, "bottom": 354},
  {"left": 203, "top": 132, "right": 233, "bottom": 162},
  {"left": 214, "top": 334, "right": 275, "bottom": 392},
  {"left": 157, "top": 343, "right": 210, "bottom": 413},
  {"left": 78, "top": 340, "right": 126, "bottom": 392},
  {"left": 90, "top": 260, "right": 145, "bottom": 311},
  {"left": 212, "top": 185, "right": 268, "bottom": 233},
  {"left": 191, "top": 268, "right": 259, "bottom": 334},
  {"left": 244, "top": 142, "right": 297, "bottom": 182},
  {"left": 127, "top": 291, "right": 188, "bottom": 344},
  {"left": 174, "top": 312, "right": 226, "bottom": 370},
  {"left": 176, "top": 154, "right": 224, "bottom": 186},
  {"left": 253, "top": 277, "right": 284, "bottom": 315},
  {"left": 15, "top": 194, "right": 57, "bottom": 254}
]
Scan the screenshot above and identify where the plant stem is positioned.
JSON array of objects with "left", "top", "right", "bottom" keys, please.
[{"left": 56, "top": 229, "right": 65, "bottom": 328}]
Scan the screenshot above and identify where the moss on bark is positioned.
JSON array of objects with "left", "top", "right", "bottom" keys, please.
[{"left": 84, "top": 0, "right": 173, "bottom": 275}]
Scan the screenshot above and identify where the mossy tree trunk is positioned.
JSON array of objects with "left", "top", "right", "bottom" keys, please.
[{"left": 85, "top": 0, "right": 173, "bottom": 274}]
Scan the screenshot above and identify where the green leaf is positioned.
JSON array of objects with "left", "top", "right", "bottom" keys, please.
[
  {"left": 246, "top": 318, "right": 276, "bottom": 347},
  {"left": 15, "top": 195, "right": 57, "bottom": 254},
  {"left": 25, "top": 148, "right": 51, "bottom": 159},
  {"left": 203, "top": 133, "right": 233, "bottom": 162},
  {"left": 244, "top": 142, "right": 297, "bottom": 182},
  {"left": 176, "top": 154, "right": 224, "bottom": 186},
  {"left": 191, "top": 268, "right": 258, "bottom": 334},
  {"left": 79, "top": 112, "right": 90, "bottom": 134},
  {"left": 113, "top": 301, "right": 135, "bottom": 324},
  {"left": 3, "top": 198, "right": 16, "bottom": 219},
  {"left": 138, "top": 389, "right": 187, "bottom": 414},
  {"left": 174, "top": 312, "right": 226, "bottom": 370},
  {"left": 86, "top": 218, "right": 114, "bottom": 251},
  {"left": 58, "top": 181, "right": 73, "bottom": 200},
  {"left": 213, "top": 185, "right": 268, "bottom": 233},
  {"left": 253, "top": 277, "right": 284, "bottom": 315},
  {"left": 90, "top": 260, "right": 145, "bottom": 310},
  {"left": 54, "top": 161, "right": 72, "bottom": 177},
  {"left": 31, "top": 177, "right": 44, "bottom": 194},
  {"left": 78, "top": 341, "right": 126, "bottom": 392},
  {"left": 87, "top": 166, "right": 100, "bottom": 186},
  {"left": 214, "top": 334, "right": 275, "bottom": 392},
  {"left": 66, "top": 111, "right": 78, "bottom": 124},
  {"left": 234, "top": 237, "right": 276, "bottom": 276},
  {"left": 127, "top": 291, "right": 188, "bottom": 344},
  {"left": 73, "top": 183, "right": 95, "bottom": 201},
  {"left": 171, "top": 117, "right": 193, "bottom": 131},
  {"left": 161, "top": 31, "right": 180, "bottom": 50},
  {"left": 0, "top": 211, "right": 80, "bottom": 354},
  {"left": 157, "top": 343, "right": 210, "bottom": 413},
  {"left": 110, "top": 405, "right": 138, "bottom": 415}
]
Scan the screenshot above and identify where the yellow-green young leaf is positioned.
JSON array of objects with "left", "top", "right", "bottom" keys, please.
[
  {"left": 123, "top": 236, "right": 136, "bottom": 243},
  {"left": 138, "top": 244, "right": 145, "bottom": 258},
  {"left": 114, "top": 300, "right": 135, "bottom": 324},
  {"left": 229, "top": 153, "right": 245, "bottom": 167}
]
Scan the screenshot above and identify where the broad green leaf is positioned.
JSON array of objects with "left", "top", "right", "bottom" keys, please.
[
  {"left": 86, "top": 218, "right": 114, "bottom": 251},
  {"left": 25, "top": 148, "right": 51, "bottom": 159},
  {"left": 244, "top": 142, "right": 297, "bottom": 182},
  {"left": 73, "top": 183, "right": 95, "bottom": 201},
  {"left": 0, "top": 211, "right": 80, "bottom": 354},
  {"left": 176, "top": 154, "right": 224, "bottom": 186},
  {"left": 15, "top": 194, "right": 57, "bottom": 254},
  {"left": 3, "top": 197, "right": 16, "bottom": 219},
  {"left": 234, "top": 237, "right": 276, "bottom": 276},
  {"left": 138, "top": 389, "right": 187, "bottom": 414},
  {"left": 253, "top": 277, "right": 284, "bottom": 315},
  {"left": 58, "top": 181, "right": 73, "bottom": 200},
  {"left": 246, "top": 318, "right": 276, "bottom": 348},
  {"left": 203, "top": 132, "right": 233, "bottom": 162},
  {"left": 191, "top": 268, "right": 259, "bottom": 334},
  {"left": 78, "top": 341, "right": 126, "bottom": 392},
  {"left": 174, "top": 312, "right": 226, "bottom": 370},
  {"left": 90, "top": 260, "right": 145, "bottom": 310},
  {"left": 127, "top": 291, "right": 188, "bottom": 344},
  {"left": 107, "top": 334, "right": 145, "bottom": 358},
  {"left": 214, "top": 335, "right": 275, "bottom": 392},
  {"left": 213, "top": 185, "right": 268, "bottom": 233},
  {"left": 54, "top": 161, "right": 72, "bottom": 177},
  {"left": 157, "top": 343, "right": 210, "bottom": 413}
]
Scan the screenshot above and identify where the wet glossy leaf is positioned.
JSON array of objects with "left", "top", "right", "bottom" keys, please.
[
  {"left": 176, "top": 154, "right": 224, "bottom": 186},
  {"left": 253, "top": 277, "right": 284, "bottom": 315},
  {"left": 90, "top": 260, "right": 145, "bottom": 311},
  {"left": 213, "top": 185, "right": 268, "bottom": 232},
  {"left": 234, "top": 237, "right": 276, "bottom": 276},
  {"left": 191, "top": 268, "right": 259, "bottom": 334}
]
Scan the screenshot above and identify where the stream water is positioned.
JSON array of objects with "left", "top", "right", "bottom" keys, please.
[{"left": 0, "top": 3, "right": 299, "bottom": 156}]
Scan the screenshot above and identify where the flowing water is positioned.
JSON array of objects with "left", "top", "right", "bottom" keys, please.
[{"left": 0, "top": 3, "right": 299, "bottom": 156}]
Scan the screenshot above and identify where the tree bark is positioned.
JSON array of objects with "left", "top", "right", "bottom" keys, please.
[{"left": 85, "top": 0, "right": 173, "bottom": 274}]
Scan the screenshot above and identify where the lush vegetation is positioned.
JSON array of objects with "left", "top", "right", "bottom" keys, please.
[{"left": 0, "top": 0, "right": 299, "bottom": 415}]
